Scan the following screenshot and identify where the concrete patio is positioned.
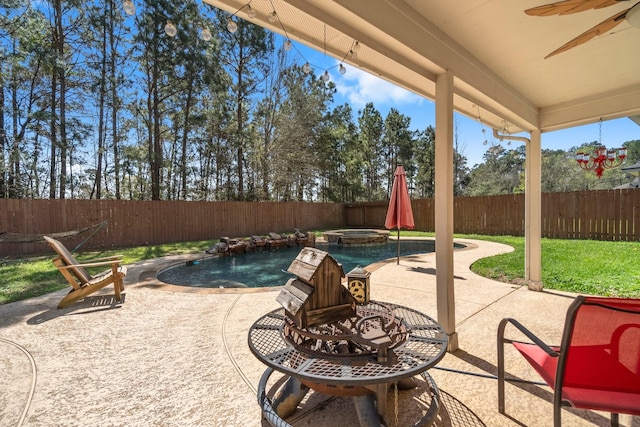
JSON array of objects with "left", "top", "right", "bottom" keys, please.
[{"left": 1, "top": 238, "right": 638, "bottom": 426}]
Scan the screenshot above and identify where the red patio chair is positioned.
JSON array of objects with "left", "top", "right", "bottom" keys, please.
[{"left": 497, "top": 295, "right": 640, "bottom": 426}]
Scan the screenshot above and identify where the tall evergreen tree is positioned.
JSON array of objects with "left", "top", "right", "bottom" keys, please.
[
  {"left": 271, "top": 64, "right": 334, "bottom": 201},
  {"left": 253, "top": 44, "right": 291, "bottom": 201},
  {"left": 464, "top": 145, "right": 525, "bottom": 195},
  {"left": 215, "top": 10, "right": 271, "bottom": 200},
  {"left": 357, "top": 103, "right": 383, "bottom": 199},
  {"left": 84, "top": 0, "right": 133, "bottom": 199},
  {"left": 414, "top": 126, "right": 435, "bottom": 198},
  {"left": 316, "top": 103, "right": 358, "bottom": 202},
  {"left": 382, "top": 108, "right": 414, "bottom": 195},
  {"left": 0, "top": 2, "right": 49, "bottom": 198}
]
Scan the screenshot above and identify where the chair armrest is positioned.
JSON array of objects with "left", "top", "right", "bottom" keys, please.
[
  {"left": 498, "top": 317, "right": 559, "bottom": 357},
  {"left": 57, "top": 259, "right": 123, "bottom": 269},
  {"left": 497, "top": 317, "right": 560, "bottom": 415},
  {"left": 84, "top": 255, "right": 124, "bottom": 262}
]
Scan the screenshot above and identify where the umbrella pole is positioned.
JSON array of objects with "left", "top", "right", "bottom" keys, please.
[
  {"left": 397, "top": 228, "right": 400, "bottom": 264},
  {"left": 397, "top": 178, "right": 401, "bottom": 264}
]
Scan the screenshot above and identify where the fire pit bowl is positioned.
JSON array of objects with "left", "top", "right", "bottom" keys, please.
[{"left": 248, "top": 302, "right": 447, "bottom": 426}]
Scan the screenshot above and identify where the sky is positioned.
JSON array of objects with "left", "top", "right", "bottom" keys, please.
[{"left": 286, "top": 41, "right": 640, "bottom": 168}]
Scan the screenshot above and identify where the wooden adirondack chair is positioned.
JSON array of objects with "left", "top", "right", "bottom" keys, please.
[
  {"left": 498, "top": 295, "right": 640, "bottom": 426},
  {"left": 44, "top": 236, "right": 126, "bottom": 309}
]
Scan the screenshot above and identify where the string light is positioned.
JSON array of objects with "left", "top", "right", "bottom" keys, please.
[
  {"left": 164, "top": 20, "right": 177, "bottom": 37},
  {"left": 121, "top": 0, "right": 362, "bottom": 79},
  {"left": 501, "top": 120, "right": 512, "bottom": 145},
  {"left": 122, "top": 1, "right": 212, "bottom": 41},
  {"left": 123, "top": 0, "right": 136, "bottom": 15},
  {"left": 473, "top": 104, "right": 489, "bottom": 146},
  {"left": 224, "top": 2, "right": 361, "bottom": 79},
  {"left": 200, "top": 28, "right": 212, "bottom": 41},
  {"left": 227, "top": 17, "right": 238, "bottom": 33}
]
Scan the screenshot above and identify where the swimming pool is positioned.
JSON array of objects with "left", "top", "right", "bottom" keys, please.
[{"left": 157, "top": 240, "right": 462, "bottom": 289}]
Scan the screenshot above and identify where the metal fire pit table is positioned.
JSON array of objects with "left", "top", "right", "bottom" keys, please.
[{"left": 248, "top": 301, "right": 448, "bottom": 426}]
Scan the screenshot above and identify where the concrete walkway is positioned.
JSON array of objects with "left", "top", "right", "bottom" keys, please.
[{"left": 0, "top": 238, "right": 637, "bottom": 427}]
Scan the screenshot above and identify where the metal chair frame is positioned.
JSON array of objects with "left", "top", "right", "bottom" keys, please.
[{"left": 498, "top": 295, "right": 640, "bottom": 426}]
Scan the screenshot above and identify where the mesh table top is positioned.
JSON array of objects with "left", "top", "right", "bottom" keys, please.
[{"left": 248, "top": 301, "right": 448, "bottom": 386}]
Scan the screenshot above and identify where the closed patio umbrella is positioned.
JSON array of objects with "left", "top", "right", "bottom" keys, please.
[{"left": 385, "top": 165, "right": 415, "bottom": 264}]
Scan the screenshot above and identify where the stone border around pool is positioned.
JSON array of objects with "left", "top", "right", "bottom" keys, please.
[{"left": 127, "top": 237, "right": 477, "bottom": 294}]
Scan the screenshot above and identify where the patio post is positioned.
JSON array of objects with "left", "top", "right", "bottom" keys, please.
[
  {"left": 435, "top": 70, "right": 458, "bottom": 351},
  {"left": 525, "top": 129, "right": 543, "bottom": 290}
]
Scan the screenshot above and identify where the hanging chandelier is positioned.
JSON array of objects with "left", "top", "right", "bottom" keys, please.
[
  {"left": 575, "top": 121, "right": 627, "bottom": 178},
  {"left": 576, "top": 146, "right": 627, "bottom": 178}
]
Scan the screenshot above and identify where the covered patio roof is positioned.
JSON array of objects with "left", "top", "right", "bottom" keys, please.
[
  {"left": 204, "top": 0, "right": 640, "bottom": 135},
  {"left": 203, "top": 0, "right": 640, "bottom": 351}
]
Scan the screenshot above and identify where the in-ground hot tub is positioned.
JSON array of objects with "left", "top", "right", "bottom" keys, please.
[{"left": 322, "top": 229, "right": 390, "bottom": 245}]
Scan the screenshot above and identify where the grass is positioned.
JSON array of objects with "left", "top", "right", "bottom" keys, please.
[
  {"left": 464, "top": 235, "right": 640, "bottom": 298},
  {"left": 0, "top": 239, "right": 216, "bottom": 306},
  {"left": 384, "top": 231, "right": 639, "bottom": 298},
  {"left": 1, "top": 233, "right": 639, "bottom": 306}
]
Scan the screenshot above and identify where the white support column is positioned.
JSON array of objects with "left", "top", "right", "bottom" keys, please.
[
  {"left": 435, "top": 70, "right": 458, "bottom": 351},
  {"left": 525, "top": 129, "right": 543, "bottom": 290}
]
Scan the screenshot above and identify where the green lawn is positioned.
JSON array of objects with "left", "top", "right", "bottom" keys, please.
[
  {"left": 1, "top": 234, "right": 638, "bottom": 306},
  {"left": 465, "top": 235, "right": 640, "bottom": 298},
  {"left": 0, "top": 239, "right": 215, "bottom": 305}
]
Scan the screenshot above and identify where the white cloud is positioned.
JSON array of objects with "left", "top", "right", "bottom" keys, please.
[{"left": 332, "top": 62, "right": 424, "bottom": 110}]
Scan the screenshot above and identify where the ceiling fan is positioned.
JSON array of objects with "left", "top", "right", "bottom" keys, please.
[{"left": 525, "top": 0, "right": 640, "bottom": 58}]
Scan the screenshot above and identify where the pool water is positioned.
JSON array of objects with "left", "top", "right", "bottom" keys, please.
[{"left": 158, "top": 240, "right": 460, "bottom": 289}]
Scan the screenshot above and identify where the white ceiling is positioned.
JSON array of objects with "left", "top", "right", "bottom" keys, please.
[{"left": 204, "top": 0, "right": 640, "bottom": 137}]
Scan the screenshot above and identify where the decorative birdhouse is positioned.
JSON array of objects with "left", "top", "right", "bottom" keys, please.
[
  {"left": 347, "top": 265, "right": 371, "bottom": 304},
  {"left": 276, "top": 247, "right": 355, "bottom": 328}
]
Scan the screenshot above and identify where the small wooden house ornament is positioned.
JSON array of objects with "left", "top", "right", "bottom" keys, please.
[
  {"left": 276, "top": 247, "right": 355, "bottom": 328},
  {"left": 347, "top": 265, "right": 370, "bottom": 304}
]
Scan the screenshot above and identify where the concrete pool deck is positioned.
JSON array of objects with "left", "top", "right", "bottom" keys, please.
[{"left": 1, "top": 238, "right": 637, "bottom": 426}]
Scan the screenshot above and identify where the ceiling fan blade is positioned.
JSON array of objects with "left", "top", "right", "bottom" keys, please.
[
  {"left": 545, "top": 7, "right": 630, "bottom": 57},
  {"left": 526, "top": 0, "right": 626, "bottom": 16}
]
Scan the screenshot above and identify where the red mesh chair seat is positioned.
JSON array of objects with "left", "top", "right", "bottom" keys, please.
[{"left": 498, "top": 296, "right": 640, "bottom": 426}]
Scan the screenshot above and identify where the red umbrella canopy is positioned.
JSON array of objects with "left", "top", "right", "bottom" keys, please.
[{"left": 385, "top": 165, "right": 415, "bottom": 230}]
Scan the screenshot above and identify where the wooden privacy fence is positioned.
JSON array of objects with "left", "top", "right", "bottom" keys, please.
[
  {"left": 345, "top": 189, "right": 640, "bottom": 241},
  {"left": 1, "top": 189, "right": 638, "bottom": 256},
  {"left": 0, "top": 199, "right": 344, "bottom": 257}
]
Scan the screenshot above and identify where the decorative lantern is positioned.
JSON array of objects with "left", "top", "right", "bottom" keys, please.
[{"left": 347, "top": 265, "right": 370, "bottom": 304}]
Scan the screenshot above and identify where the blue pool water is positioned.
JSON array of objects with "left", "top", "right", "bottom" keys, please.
[{"left": 158, "top": 240, "right": 462, "bottom": 289}]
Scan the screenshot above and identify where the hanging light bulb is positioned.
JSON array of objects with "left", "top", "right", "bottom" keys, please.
[
  {"left": 268, "top": 11, "right": 277, "bottom": 23},
  {"left": 339, "top": 64, "right": 346, "bottom": 75},
  {"left": 349, "top": 50, "right": 358, "bottom": 60},
  {"left": 283, "top": 40, "right": 292, "bottom": 51},
  {"left": 227, "top": 17, "right": 238, "bottom": 33},
  {"left": 200, "top": 27, "right": 212, "bottom": 41},
  {"left": 164, "top": 20, "right": 177, "bottom": 37},
  {"left": 322, "top": 70, "right": 330, "bottom": 82},
  {"left": 246, "top": 5, "right": 257, "bottom": 19},
  {"left": 302, "top": 62, "right": 311, "bottom": 74},
  {"left": 352, "top": 41, "right": 360, "bottom": 53},
  {"left": 123, "top": 0, "right": 136, "bottom": 15}
]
